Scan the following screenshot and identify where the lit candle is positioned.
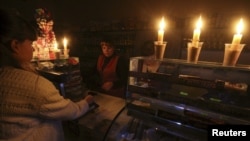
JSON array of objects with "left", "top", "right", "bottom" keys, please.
[
  {"left": 63, "top": 37, "right": 69, "bottom": 57},
  {"left": 192, "top": 16, "right": 202, "bottom": 46},
  {"left": 63, "top": 37, "right": 68, "bottom": 50},
  {"left": 158, "top": 17, "right": 166, "bottom": 44},
  {"left": 53, "top": 42, "right": 60, "bottom": 59},
  {"left": 232, "top": 18, "right": 243, "bottom": 45}
]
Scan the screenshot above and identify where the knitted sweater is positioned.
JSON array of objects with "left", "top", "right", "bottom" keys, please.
[{"left": 0, "top": 67, "right": 89, "bottom": 141}]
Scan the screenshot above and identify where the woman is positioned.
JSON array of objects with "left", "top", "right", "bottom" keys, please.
[
  {"left": 0, "top": 9, "right": 94, "bottom": 141},
  {"left": 88, "top": 37, "right": 128, "bottom": 98}
]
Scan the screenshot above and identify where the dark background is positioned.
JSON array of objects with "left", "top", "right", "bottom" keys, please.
[
  {"left": 1, "top": 0, "right": 249, "bottom": 34},
  {"left": 1, "top": 0, "right": 250, "bottom": 64}
]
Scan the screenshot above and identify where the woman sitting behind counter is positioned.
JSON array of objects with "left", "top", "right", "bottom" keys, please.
[{"left": 87, "top": 37, "right": 129, "bottom": 98}]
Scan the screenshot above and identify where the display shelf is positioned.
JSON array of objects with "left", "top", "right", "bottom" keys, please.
[
  {"left": 104, "top": 107, "right": 207, "bottom": 141},
  {"left": 107, "top": 57, "right": 250, "bottom": 141},
  {"left": 128, "top": 93, "right": 250, "bottom": 125},
  {"left": 126, "top": 108, "right": 207, "bottom": 141}
]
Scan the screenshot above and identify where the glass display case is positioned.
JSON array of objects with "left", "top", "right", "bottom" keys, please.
[{"left": 104, "top": 57, "right": 250, "bottom": 141}]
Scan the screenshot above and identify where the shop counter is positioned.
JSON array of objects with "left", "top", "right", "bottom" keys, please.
[{"left": 64, "top": 91, "right": 126, "bottom": 141}]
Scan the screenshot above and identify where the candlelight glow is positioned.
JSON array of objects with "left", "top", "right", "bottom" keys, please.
[
  {"left": 236, "top": 18, "right": 243, "bottom": 34},
  {"left": 196, "top": 16, "right": 202, "bottom": 30},
  {"left": 63, "top": 38, "right": 68, "bottom": 49},
  {"left": 192, "top": 16, "right": 202, "bottom": 43},
  {"left": 232, "top": 18, "right": 244, "bottom": 45},
  {"left": 158, "top": 17, "right": 166, "bottom": 44},
  {"left": 159, "top": 17, "right": 166, "bottom": 30}
]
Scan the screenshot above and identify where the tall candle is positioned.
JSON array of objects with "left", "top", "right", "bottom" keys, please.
[
  {"left": 232, "top": 18, "right": 243, "bottom": 45},
  {"left": 192, "top": 16, "right": 202, "bottom": 44},
  {"left": 158, "top": 17, "right": 165, "bottom": 44}
]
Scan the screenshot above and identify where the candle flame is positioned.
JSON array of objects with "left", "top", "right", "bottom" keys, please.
[
  {"left": 159, "top": 17, "right": 165, "bottom": 30},
  {"left": 196, "top": 16, "right": 202, "bottom": 29},
  {"left": 236, "top": 18, "right": 243, "bottom": 34},
  {"left": 63, "top": 37, "right": 68, "bottom": 48}
]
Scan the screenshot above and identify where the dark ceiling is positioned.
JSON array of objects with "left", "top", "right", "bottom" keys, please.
[{"left": 1, "top": 0, "right": 249, "bottom": 25}]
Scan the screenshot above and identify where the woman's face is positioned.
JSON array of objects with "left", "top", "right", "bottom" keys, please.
[{"left": 101, "top": 42, "right": 114, "bottom": 57}]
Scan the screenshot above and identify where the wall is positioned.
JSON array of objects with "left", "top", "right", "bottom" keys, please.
[
  {"left": 1, "top": 0, "right": 249, "bottom": 26},
  {"left": 1, "top": 0, "right": 250, "bottom": 63}
]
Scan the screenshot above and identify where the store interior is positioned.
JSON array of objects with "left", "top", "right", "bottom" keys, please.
[{"left": 1, "top": 0, "right": 250, "bottom": 141}]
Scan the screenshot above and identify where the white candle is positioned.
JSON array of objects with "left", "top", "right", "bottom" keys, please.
[
  {"left": 192, "top": 16, "right": 202, "bottom": 44},
  {"left": 232, "top": 18, "right": 243, "bottom": 45},
  {"left": 158, "top": 17, "right": 165, "bottom": 44}
]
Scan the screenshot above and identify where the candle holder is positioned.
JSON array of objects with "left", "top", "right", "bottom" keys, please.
[
  {"left": 154, "top": 41, "right": 167, "bottom": 59},
  {"left": 64, "top": 48, "right": 69, "bottom": 58},
  {"left": 222, "top": 43, "right": 245, "bottom": 66},
  {"left": 55, "top": 49, "right": 61, "bottom": 59},
  {"left": 187, "top": 42, "right": 203, "bottom": 63}
]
